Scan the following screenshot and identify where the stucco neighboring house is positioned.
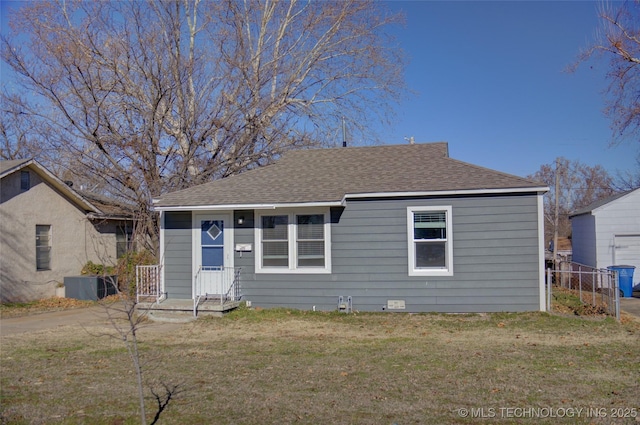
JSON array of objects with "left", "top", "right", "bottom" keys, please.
[
  {"left": 570, "top": 188, "right": 640, "bottom": 287},
  {"left": 150, "top": 142, "right": 550, "bottom": 314},
  {"left": 0, "top": 159, "right": 134, "bottom": 302}
]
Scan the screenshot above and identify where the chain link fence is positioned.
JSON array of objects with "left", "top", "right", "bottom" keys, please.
[{"left": 546, "top": 261, "right": 620, "bottom": 320}]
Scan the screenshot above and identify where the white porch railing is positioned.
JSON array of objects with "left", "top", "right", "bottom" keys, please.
[
  {"left": 136, "top": 265, "right": 162, "bottom": 303},
  {"left": 193, "top": 266, "right": 242, "bottom": 317}
]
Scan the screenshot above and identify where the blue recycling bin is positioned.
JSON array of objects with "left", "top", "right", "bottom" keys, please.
[{"left": 608, "top": 265, "right": 636, "bottom": 298}]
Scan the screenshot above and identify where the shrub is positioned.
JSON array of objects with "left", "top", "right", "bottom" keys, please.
[
  {"left": 113, "top": 250, "right": 157, "bottom": 296},
  {"left": 81, "top": 261, "right": 115, "bottom": 276},
  {"left": 80, "top": 251, "right": 156, "bottom": 296}
]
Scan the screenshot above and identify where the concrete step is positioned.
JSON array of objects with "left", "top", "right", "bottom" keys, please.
[{"left": 136, "top": 300, "right": 240, "bottom": 322}]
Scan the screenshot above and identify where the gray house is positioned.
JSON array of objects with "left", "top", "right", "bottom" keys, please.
[{"left": 152, "top": 143, "right": 549, "bottom": 313}]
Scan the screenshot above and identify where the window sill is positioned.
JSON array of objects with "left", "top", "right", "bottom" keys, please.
[
  {"left": 409, "top": 268, "right": 453, "bottom": 277},
  {"left": 256, "top": 267, "right": 332, "bottom": 275}
]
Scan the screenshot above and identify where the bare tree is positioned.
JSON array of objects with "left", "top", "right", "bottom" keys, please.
[
  {"left": 0, "top": 93, "right": 46, "bottom": 160},
  {"left": 1, "top": 0, "right": 406, "bottom": 252},
  {"left": 577, "top": 0, "right": 640, "bottom": 144},
  {"left": 614, "top": 154, "right": 640, "bottom": 190},
  {"left": 98, "top": 287, "right": 183, "bottom": 425},
  {"left": 528, "top": 157, "right": 617, "bottom": 243},
  {"left": 74, "top": 209, "right": 175, "bottom": 424}
]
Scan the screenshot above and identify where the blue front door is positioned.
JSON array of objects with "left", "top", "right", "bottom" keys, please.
[{"left": 194, "top": 214, "right": 232, "bottom": 296}]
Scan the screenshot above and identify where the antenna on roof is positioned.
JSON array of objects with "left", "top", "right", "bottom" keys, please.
[
  {"left": 342, "top": 116, "right": 347, "bottom": 147},
  {"left": 404, "top": 136, "right": 415, "bottom": 144}
]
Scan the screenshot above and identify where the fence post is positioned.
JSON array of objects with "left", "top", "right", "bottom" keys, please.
[
  {"left": 578, "top": 264, "right": 582, "bottom": 303},
  {"left": 592, "top": 269, "right": 596, "bottom": 306},
  {"left": 613, "top": 271, "right": 620, "bottom": 321},
  {"left": 599, "top": 271, "right": 604, "bottom": 307}
]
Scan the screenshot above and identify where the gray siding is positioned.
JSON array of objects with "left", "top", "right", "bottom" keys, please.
[
  {"left": 163, "top": 212, "right": 192, "bottom": 299},
  {"left": 239, "top": 194, "right": 542, "bottom": 312},
  {"left": 234, "top": 210, "right": 256, "bottom": 276},
  {"left": 162, "top": 194, "right": 543, "bottom": 311}
]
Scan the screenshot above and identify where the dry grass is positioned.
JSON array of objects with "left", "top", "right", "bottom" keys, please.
[
  {"left": 1, "top": 306, "right": 639, "bottom": 425},
  {"left": 0, "top": 298, "right": 95, "bottom": 318}
]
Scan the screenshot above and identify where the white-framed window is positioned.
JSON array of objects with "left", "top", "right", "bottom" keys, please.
[
  {"left": 407, "top": 206, "right": 453, "bottom": 276},
  {"left": 36, "top": 225, "right": 51, "bottom": 271},
  {"left": 261, "top": 215, "right": 289, "bottom": 267},
  {"left": 256, "top": 209, "right": 331, "bottom": 274}
]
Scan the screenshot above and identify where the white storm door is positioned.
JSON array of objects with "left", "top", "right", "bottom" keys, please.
[{"left": 193, "top": 213, "right": 233, "bottom": 297}]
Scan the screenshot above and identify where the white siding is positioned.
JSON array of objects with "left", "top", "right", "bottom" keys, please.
[
  {"left": 614, "top": 235, "right": 640, "bottom": 267},
  {"left": 594, "top": 190, "right": 640, "bottom": 281}
]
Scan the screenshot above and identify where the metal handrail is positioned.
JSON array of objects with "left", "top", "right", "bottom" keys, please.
[{"left": 193, "top": 266, "right": 241, "bottom": 317}]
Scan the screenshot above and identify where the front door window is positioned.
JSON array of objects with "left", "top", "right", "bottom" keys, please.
[{"left": 201, "top": 220, "right": 224, "bottom": 269}]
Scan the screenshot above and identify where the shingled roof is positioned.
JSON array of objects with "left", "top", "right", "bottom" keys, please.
[
  {"left": 569, "top": 189, "right": 637, "bottom": 217},
  {"left": 1, "top": 159, "right": 135, "bottom": 219},
  {"left": 154, "top": 143, "right": 546, "bottom": 209}
]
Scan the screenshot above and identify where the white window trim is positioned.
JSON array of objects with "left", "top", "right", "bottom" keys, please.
[
  {"left": 407, "top": 206, "right": 453, "bottom": 276},
  {"left": 255, "top": 208, "right": 332, "bottom": 274}
]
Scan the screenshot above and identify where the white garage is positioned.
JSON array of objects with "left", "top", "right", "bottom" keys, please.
[{"left": 570, "top": 189, "right": 640, "bottom": 288}]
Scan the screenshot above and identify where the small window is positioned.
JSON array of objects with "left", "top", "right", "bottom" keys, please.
[
  {"left": 407, "top": 206, "right": 453, "bottom": 276},
  {"left": 21, "top": 171, "right": 30, "bottom": 191},
  {"left": 36, "top": 225, "right": 51, "bottom": 271},
  {"left": 201, "top": 220, "right": 224, "bottom": 267},
  {"left": 116, "top": 225, "right": 132, "bottom": 258}
]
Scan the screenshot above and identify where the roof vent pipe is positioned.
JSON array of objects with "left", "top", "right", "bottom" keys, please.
[{"left": 342, "top": 116, "right": 347, "bottom": 148}]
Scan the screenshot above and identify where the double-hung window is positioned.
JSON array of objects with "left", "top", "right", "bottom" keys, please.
[
  {"left": 296, "top": 214, "right": 325, "bottom": 267},
  {"left": 407, "top": 206, "right": 453, "bottom": 276},
  {"left": 36, "top": 225, "right": 52, "bottom": 271},
  {"left": 257, "top": 210, "right": 331, "bottom": 273},
  {"left": 262, "top": 215, "right": 289, "bottom": 267}
]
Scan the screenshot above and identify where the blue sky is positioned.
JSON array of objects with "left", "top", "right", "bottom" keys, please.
[
  {"left": 1, "top": 1, "right": 637, "bottom": 180},
  {"left": 380, "top": 0, "right": 638, "bottom": 178}
]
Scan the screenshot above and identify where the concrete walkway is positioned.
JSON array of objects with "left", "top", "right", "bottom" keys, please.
[
  {"left": 0, "top": 306, "right": 183, "bottom": 336},
  {"left": 620, "top": 295, "right": 640, "bottom": 319}
]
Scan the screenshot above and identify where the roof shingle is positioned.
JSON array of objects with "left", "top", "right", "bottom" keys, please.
[{"left": 154, "top": 143, "right": 545, "bottom": 208}]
